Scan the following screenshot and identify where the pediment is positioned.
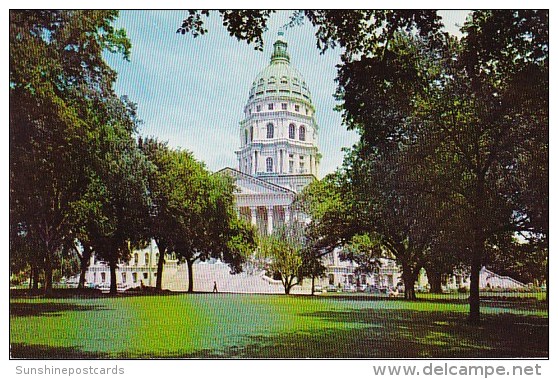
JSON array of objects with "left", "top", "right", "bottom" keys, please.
[{"left": 217, "top": 167, "right": 295, "bottom": 196}]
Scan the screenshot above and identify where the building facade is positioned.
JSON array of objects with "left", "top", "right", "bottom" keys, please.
[{"left": 82, "top": 33, "right": 525, "bottom": 293}]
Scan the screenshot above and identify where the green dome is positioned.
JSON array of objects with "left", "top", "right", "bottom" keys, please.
[{"left": 247, "top": 33, "right": 313, "bottom": 105}]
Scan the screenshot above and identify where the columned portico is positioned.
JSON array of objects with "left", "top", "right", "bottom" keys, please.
[
  {"left": 285, "top": 205, "right": 291, "bottom": 225},
  {"left": 266, "top": 207, "right": 274, "bottom": 235},
  {"left": 250, "top": 206, "right": 257, "bottom": 226}
]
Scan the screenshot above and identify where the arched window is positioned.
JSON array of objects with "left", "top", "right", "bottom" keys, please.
[
  {"left": 266, "top": 157, "right": 273, "bottom": 173},
  {"left": 280, "top": 76, "right": 288, "bottom": 84},
  {"left": 266, "top": 123, "right": 274, "bottom": 139},
  {"left": 299, "top": 125, "right": 306, "bottom": 141},
  {"left": 145, "top": 253, "right": 149, "bottom": 265},
  {"left": 289, "top": 124, "right": 296, "bottom": 139},
  {"left": 134, "top": 253, "right": 139, "bottom": 265}
]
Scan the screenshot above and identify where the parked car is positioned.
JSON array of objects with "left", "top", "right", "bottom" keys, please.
[
  {"left": 326, "top": 284, "right": 341, "bottom": 292},
  {"left": 95, "top": 283, "right": 110, "bottom": 292}
]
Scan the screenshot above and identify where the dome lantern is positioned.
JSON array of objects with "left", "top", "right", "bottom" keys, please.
[{"left": 270, "top": 31, "right": 290, "bottom": 64}]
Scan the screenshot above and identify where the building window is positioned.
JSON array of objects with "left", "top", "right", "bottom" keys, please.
[
  {"left": 245, "top": 129, "right": 248, "bottom": 145},
  {"left": 143, "top": 272, "right": 148, "bottom": 280},
  {"left": 280, "top": 76, "right": 288, "bottom": 84},
  {"left": 101, "top": 272, "right": 106, "bottom": 283},
  {"left": 256, "top": 105, "right": 261, "bottom": 112},
  {"left": 282, "top": 103, "right": 287, "bottom": 110},
  {"left": 299, "top": 125, "right": 306, "bottom": 141},
  {"left": 132, "top": 273, "right": 137, "bottom": 283},
  {"left": 289, "top": 160, "right": 294, "bottom": 173},
  {"left": 122, "top": 272, "right": 126, "bottom": 284},
  {"left": 250, "top": 126, "right": 254, "bottom": 141},
  {"left": 266, "top": 157, "right": 273, "bottom": 173},
  {"left": 289, "top": 124, "right": 295, "bottom": 139},
  {"left": 300, "top": 162, "right": 305, "bottom": 173},
  {"left": 134, "top": 253, "right": 139, "bottom": 265},
  {"left": 268, "top": 103, "right": 274, "bottom": 110},
  {"left": 266, "top": 123, "right": 274, "bottom": 138},
  {"left": 294, "top": 104, "right": 300, "bottom": 112},
  {"left": 145, "top": 253, "right": 149, "bottom": 265}
]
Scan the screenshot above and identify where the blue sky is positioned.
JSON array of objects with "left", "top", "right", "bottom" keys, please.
[{"left": 106, "top": 10, "right": 470, "bottom": 177}]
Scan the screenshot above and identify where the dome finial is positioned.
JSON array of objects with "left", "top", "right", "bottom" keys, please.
[{"left": 271, "top": 30, "right": 289, "bottom": 64}]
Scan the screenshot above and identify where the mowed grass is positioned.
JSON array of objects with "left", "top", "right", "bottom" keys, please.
[{"left": 10, "top": 292, "right": 548, "bottom": 358}]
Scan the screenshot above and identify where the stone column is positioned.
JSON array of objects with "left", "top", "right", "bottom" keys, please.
[
  {"left": 267, "top": 206, "right": 274, "bottom": 235},
  {"left": 254, "top": 151, "right": 258, "bottom": 174},
  {"left": 250, "top": 206, "right": 257, "bottom": 227}
]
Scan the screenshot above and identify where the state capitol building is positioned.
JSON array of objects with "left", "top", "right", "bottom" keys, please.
[{"left": 85, "top": 33, "right": 516, "bottom": 293}]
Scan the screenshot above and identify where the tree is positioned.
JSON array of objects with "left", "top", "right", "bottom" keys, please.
[
  {"left": 176, "top": 10, "right": 548, "bottom": 319},
  {"left": 84, "top": 134, "right": 152, "bottom": 294},
  {"left": 408, "top": 10, "right": 549, "bottom": 322},
  {"left": 259, "top": 227, "right": 305, "bottom": 295},
  {"left": 10, "top": 10, "right": 133, "bottom": 292},
  {"left": 139, "top": 137, "right": 179, "bottom": 290},
  {"left": 167, "top": 152, "right": 252, "bottom": 292}
]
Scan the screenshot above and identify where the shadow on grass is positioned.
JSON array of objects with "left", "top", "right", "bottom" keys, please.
[
  {"left": 320, "top": 294, "right": 547, "bottom": 312},
  {"left": 9, "top": 295, "right": 548, "bottom": 359},
  {"left": 10, "top": 343, "right": 111, "bottom": 359},
  {"left": 10, "top": 302, "right": 110, "bottom": 318},
  {"left": 183, "top": 309, "right": 548, "bottom": 358}
]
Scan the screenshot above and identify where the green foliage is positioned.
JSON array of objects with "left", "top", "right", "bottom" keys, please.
[
  {"left": 9, "top": 10, "right": 135, "bottom": 291},
  {"left": 259, "top": 227, "right": 305, "bottom": 294},
  {"left": 177, "top": 10, "right": 276, "bottom": 50},
  {"left": 339, "top": 234, "right": 382, "bottom": 275}
]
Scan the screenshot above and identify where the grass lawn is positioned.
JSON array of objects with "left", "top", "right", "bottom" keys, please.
[{"left": 10, "top": 291, "right": 548, "bottom": 358}]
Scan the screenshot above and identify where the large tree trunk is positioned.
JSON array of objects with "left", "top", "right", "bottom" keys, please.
[
  {"left": 155, "top": 240, "right": 167, "bottom": 291},
  {"left": 44, "top": 253, "right": 53, "bottom": 293},
  {"left": 186, "top": 258, "right": 194, "bottom": 293},
  {"left": 33, "top": 265, "right": 40, "bottom": 290},
  {"left": 283, "top": 276, "right": 292, "bottom": 294},
  {"left": 401, "top": 263, "right": 416, "bottom": 300},
  {"left": 28, "top": 267, "right": 33, "bottom": 289},
  {"left": 109, "top": 258, "right": 118, "bottom": 294},
  {"left": 469, "top": 179, "right": 485, "bottom": 324},
  {"left": 78, "top": 246, "right": 92, "bottom": 289},
  {"left": 428, "top": 269, "right": 443, "bottom": 293},
  {"left": 468, "top": 255, "right": 482, "bottom": 324}
]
